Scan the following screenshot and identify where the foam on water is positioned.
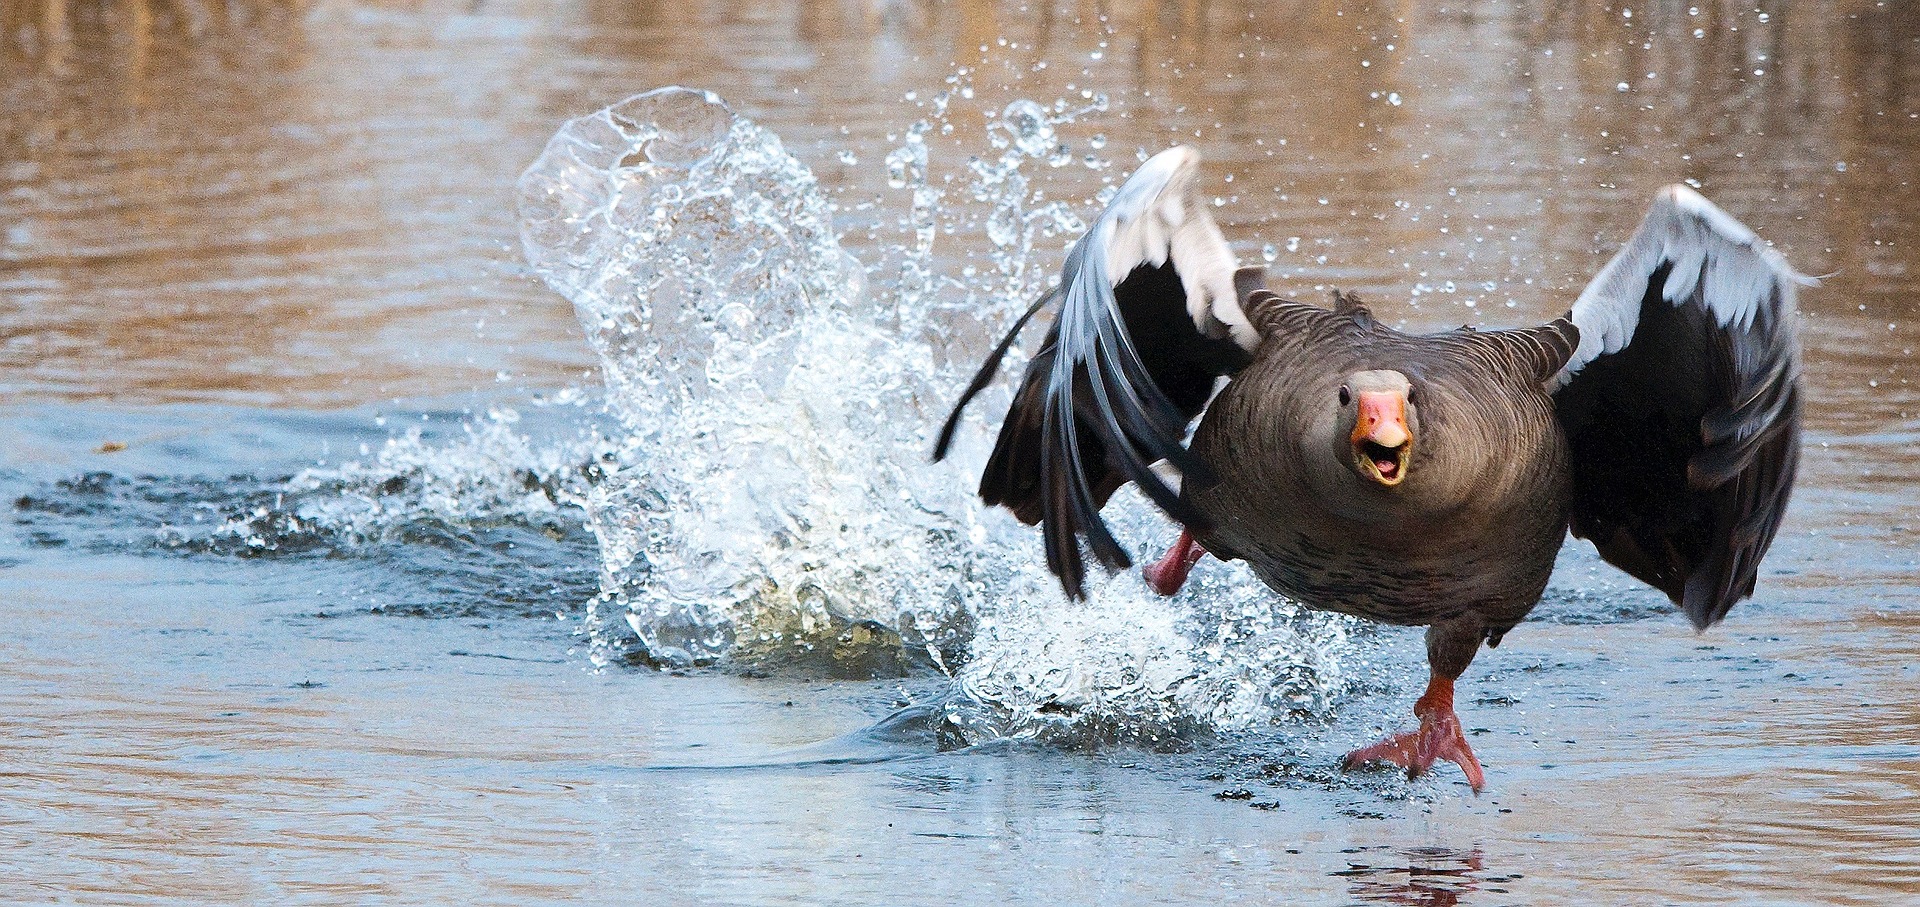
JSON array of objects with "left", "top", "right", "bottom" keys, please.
[
  {"left": 273, "top": 407, "right": 605, "bottom": 547},
  {"left": 107, "top": 404, "right": 607, "bottom": 561}
]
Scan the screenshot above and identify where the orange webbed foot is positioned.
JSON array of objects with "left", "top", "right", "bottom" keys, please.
[{"left": 1342, "top": 675, "right": 1485, "bottom": 792}]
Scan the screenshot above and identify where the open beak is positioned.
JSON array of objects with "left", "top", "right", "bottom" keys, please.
[{"left": 1351, "top": 390, "right": 1412, "bottom": 487}]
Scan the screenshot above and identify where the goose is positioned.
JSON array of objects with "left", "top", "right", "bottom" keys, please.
[{"left": 934, "top": 147, "right": 1806, "bottom": 790}]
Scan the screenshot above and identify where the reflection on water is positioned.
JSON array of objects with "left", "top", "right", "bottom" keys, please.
[
  {"left": 1336, "top": 846, "right": 1488, "bottom": 907},
  {"left": 2, "top": 0, "right": 1919, "bottom": 904}
]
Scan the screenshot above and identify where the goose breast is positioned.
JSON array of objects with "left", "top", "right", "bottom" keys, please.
[{"left": 1187, "top": 307, "right": 1574, "bottom": 629}]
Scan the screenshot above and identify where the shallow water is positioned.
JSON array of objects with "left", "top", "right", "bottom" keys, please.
[{"left": 4, "top": 1, "right": 1919, "bottom": 904}]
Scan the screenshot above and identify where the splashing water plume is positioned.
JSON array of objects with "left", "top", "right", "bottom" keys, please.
[
  {"left": 515, "top": 86, "right": 1358, "bottom": 743},
  {"left": 517, "top": 87, "right": 982, "bottom": 672}
]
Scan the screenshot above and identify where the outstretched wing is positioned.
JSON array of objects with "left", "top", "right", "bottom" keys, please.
[
  {"left": 1552, "top": 185, "right": 1812, "bottom": 629},
  {"left": 933, "top": 146, "right": 1259, "bottom": 598}
]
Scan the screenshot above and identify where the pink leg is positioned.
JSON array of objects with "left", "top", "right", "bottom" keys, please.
[{"left": 1143, "top": 529, "right": 1207, "bottom": 596}]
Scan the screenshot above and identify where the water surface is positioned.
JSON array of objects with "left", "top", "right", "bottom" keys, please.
[{"left": 3, "top": 1, "right": 1918, "bottom": 904}]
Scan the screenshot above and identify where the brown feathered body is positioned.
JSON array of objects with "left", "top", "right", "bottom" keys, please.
[{"left": 1186, "top": 294, "right": 1578, "bottom": 671}]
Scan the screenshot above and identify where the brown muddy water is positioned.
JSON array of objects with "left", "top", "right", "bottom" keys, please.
[{"left": 3, "top": 1, "right": 1919, "bottom": 904}]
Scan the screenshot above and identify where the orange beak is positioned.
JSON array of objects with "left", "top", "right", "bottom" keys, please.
[{"left": 1351, "top": 390, "right": 1411, "bottom": 485}]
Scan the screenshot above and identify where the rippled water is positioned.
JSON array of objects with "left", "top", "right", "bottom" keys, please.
[{"left": 4, "top": 1, "right": 1918, "bottom": 904}]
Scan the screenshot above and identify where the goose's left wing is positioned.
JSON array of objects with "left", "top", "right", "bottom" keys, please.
[
  {"left": 1552, "top": 185, "right": 1812, "bottom": 629},
  {"left": 933, "top": 146, "right": 1259, "bottom": 598}
]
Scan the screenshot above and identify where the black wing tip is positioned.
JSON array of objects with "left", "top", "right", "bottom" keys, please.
[
  {"left": 1052, "top": 541, "right": 1127, "bottom": 602},
  {"left": 1679, "top": 547, "right": 1767, "bottom": 631},
  {"left": 1680, "top": 593, "right": 1736, "bottom": 632},
  {"left": 931, "top": 408, "right": 963, "bottom": 462},
  {"left": 933, "top": 288, "right": 1060, "bottom": 464}
]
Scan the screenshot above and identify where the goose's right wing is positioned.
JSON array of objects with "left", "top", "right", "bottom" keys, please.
[
  {"left": 1552, "top": 185, "right": 1811, "bottom": 629},
  {"left": 933, "top": 146, "right": 1259, "bottom": 598}
]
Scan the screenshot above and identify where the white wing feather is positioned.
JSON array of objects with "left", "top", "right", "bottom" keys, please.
[
  {"left": 1097, "top": 146, "right": 1257, "bottom": 350},
  {"left": 1559, "top": 184, "right": 1814, "bottom": 385}
]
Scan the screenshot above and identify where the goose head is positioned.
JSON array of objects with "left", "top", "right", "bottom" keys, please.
[{"left": 1337, "top": 369, "right": 1415, "bottom": 488}]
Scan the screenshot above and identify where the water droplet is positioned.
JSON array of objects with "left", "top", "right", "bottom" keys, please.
[
  {"left": 1261, "top": 243, "right": 1278, "bottom": 263},
  {"left": 986, "top": 207, "right": 1019, "bottom": 247},
  {"left": 1001, "top": 99, "right": 1057, "bottom": 157},
  {"left": 1387, "top": 92, "right": 1402, "bottom": 106},
  {"left": 883, "top": 121, "right": 931, "bottom": 189},
  {"left": 884, "top": 148, "right": 913, "bottom": 188}
]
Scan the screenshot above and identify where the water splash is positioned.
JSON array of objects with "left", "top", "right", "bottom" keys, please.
[
  {"left": 508, "top": 85, "right": 1359, "bottom": 741},
  {"left": 272, "top": 407, "right": 606, "bottom": 548},
  {"left": 881, "top": 77, "right": 1114, "bottom": 331},
  {"left": 9, "top": 404, "right": 608, "bottom": 621},
  {"left": 517, "top": 87, "right": 977, "bottom": 671},
  {"left": 947, "top": 526, "right": 1359, "bottom": 749}
]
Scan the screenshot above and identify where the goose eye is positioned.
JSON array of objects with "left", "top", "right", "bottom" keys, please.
[
  {"left": 1338, "top": 385, "right": 1351, "bottom": 406},
  {"left": 1406, "top": 386, "right": 1415, "bottom": 404}
]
